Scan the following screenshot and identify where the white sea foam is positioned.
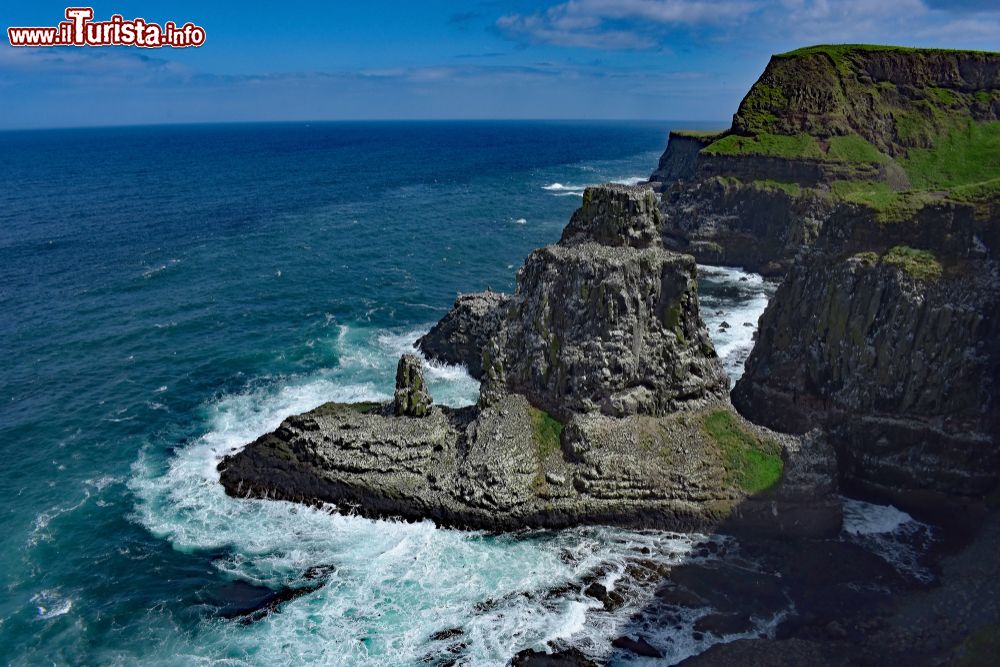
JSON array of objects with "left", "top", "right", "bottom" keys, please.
[
  {"left": 32, "top": 590, "right": 73, "bottom": 620},
  {"left": 515, "top": 218, "right": 527, "bottom": 224},
  {"left": 542, "top": 176, "right": 645, "bottom": 198},
  {"left": 841, "top": 497, "right": 935, "bottom": 583},
  {"left": 697, "top": 265, "right": 775, "bottom": 384},
  {"left": 127, "top": 323, "right": 786, "bottom": 665}
]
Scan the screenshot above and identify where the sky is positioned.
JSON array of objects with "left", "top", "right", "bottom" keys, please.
[{"left": 1, "top": 1, "right": 998, "bottom": 129}]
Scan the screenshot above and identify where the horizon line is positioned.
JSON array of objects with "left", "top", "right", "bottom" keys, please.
[{"left": 0, "top": 118, "right": 732, "bottom": 133}]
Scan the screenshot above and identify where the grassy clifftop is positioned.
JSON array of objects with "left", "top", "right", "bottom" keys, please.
[{"left": 698, "top": 44, "right": 999, "bottom": 207}]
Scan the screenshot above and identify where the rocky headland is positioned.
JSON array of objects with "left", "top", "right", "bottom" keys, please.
[
  {"left": 220, "top": 183, "right": 839, "bottom": 537},
  {"left": 216, "top": 44, "right": 999, "bottom": 666}
]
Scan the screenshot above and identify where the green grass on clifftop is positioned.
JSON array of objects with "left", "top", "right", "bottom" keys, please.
[
  {"left": 703, "top": 132, "right": 823, "bottom": 159},
  {"left": 703, "top": 410, "right": 783, "bottom": 494}
]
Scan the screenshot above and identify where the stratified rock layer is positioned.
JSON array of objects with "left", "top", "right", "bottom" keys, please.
[{"left": 217, "top": 396, "right": 831, "bottom": 532}]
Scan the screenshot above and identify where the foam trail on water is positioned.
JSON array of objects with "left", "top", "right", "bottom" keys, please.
[{"left": 697, "top": 265, "right": 776, "bottom": 383}]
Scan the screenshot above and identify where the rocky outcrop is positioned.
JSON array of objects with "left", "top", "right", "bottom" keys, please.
[
  {"left": 483, "top": 185, "right": 729, "bottom": 421},
  {"left": 219, "top": 183, "right": 839, "bottom": 535},
  {"left": 416, "top": 291, "right": 510, "bottom": 379},
  {"left": 394, "top": 354, "right": 432, "bottom": 417},
  {"left": 559, "top": 183, "right": 662, "bottom": 248},
  {"left": 217, "top": 394, "right": 833, "bottom": 532}
]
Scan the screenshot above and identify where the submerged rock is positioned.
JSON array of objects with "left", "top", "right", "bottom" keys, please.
[
  {"left": 416, "top": 291, "right": 511, "bottom": 379},
  {"left": 394, "top": 354, "right": 432, "bottom": 417}
]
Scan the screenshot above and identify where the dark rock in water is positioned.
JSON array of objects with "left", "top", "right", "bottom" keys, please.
[
  {"left": 510, "top": 647, "right": 598, "bottom": 666},
  {"left": 302, "top": 564, "right": 336, "bottom": 580},
  {"left": 429, "top": 627, "right": 464, "bottom": 641},
  {"left": 560, "top": 183, "right": 662, "bottom": 249},
  {"left": 211, "top": 580, "right": 324, "bottom": 624},
  {"left": 612, "top": 635, "right": 663, "bottom": 658},
  {"left": 416, "top": 291, "right": 511, "bottom": 379},
  {"left": 694, "top": 612, "right": 754, "bottom": 637},
  {"left": 583, "top": 582, "right": 625, "bottom": 611},
  {"left": 394, "top": 354, "right": 432, "bottom": 417}
]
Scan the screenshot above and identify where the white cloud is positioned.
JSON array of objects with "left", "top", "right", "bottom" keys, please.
[{"left": 496, "top": 0, "right": 1000, "bottom": 51}]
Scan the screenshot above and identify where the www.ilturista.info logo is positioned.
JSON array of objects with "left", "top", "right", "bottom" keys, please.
[{"left": 7, "top": 7, "right": 206, "bottom": 48}]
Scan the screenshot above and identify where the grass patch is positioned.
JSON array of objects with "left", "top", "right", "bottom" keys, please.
[
  {"left": 752, "top": 179, "right": 803, "bottom": 197},
  {"left": 703, "top": 410, "right": 783, "bottom": 494},
  {"left": 903, "top": 120, "right": 1000, "bottom": 190},
  {"left": 950, "top": 177, "right": 1000, "bottom": 202},
  {"left": 529, "top": 407, "right": 563, "bottom": 459},
  {"left": 672, "top": 129, "right": 726, "bottom": 140},
  {"left": 703, "top": 132, "right": 823, "bottom": 159},
  {"left": 882, "top": 245, "right": 943, "bottom": 281},
  {"left": 827, "top": 135, "right": 889, "bottom": 163}
]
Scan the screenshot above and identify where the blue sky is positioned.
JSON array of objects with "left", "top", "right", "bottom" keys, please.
[{"left": 1, "top": 1, "right": 997, "bottom": 129}]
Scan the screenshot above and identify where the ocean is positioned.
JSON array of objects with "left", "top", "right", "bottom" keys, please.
[{"left": 0, "top": 121, "right": 929, "bottom": 665}]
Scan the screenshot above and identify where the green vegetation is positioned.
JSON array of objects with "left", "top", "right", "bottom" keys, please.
[
  {"left": 752, "top": 179, "right": 803, "bottom": 197},
  {"left": 672, "top": 129, "right": 726, "bottom": 140},
  {"left": 703, "top": 132, "right": 823, "bottom": 159},
  {"left": 881, "top": 245, "right": 943, "bottom": 281},
  {"left": 950, "top": 177, "right": 1000, "bottom": 202},
  {"left": 827, "top": 181, "right": 938, "bottom": 222},
  {"left": 703, "top": 410, "right": 783, "bottom": 494},
  {"left": 903, "top": 120, "right": 1000, "bottom": 190},
  {"left": 827, "top": 135, "right": 889, "bottom": 163},
  {"left": 954, "top": 622, "right": 1000, "bottom": 667},
  {"left": 529, "top": 407, "right": 563, "bottom": 459}
]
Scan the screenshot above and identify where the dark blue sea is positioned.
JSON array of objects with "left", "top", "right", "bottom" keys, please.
[{"left": 1, "top": 121, "right": 918, "bottom": 665}]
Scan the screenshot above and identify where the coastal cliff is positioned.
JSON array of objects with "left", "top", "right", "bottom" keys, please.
[{"left": 653, "top": 45, "right": 1000, "bottom": 275}]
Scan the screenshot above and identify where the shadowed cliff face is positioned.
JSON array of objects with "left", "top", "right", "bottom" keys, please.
[{"left": 733, "top": 252, "right": 1000, "bottom": 505}]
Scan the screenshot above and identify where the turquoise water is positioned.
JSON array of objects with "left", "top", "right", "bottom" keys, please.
[{"left": 0, "top": 121, "right": 781, "bottom": 665}]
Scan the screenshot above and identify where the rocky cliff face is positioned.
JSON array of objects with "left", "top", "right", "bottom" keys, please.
[
  {"left": 733, "top": 245, "right": 1000, "bottom": 508},
  {"left": 416, "top": 291, "right": 510, "bottom": 379},
  {"left": 653, "top": 46, "right": 1000, "bottom": 275},
  {"left": 482, "top": 185, "right": 729, "bottom": 421}
]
